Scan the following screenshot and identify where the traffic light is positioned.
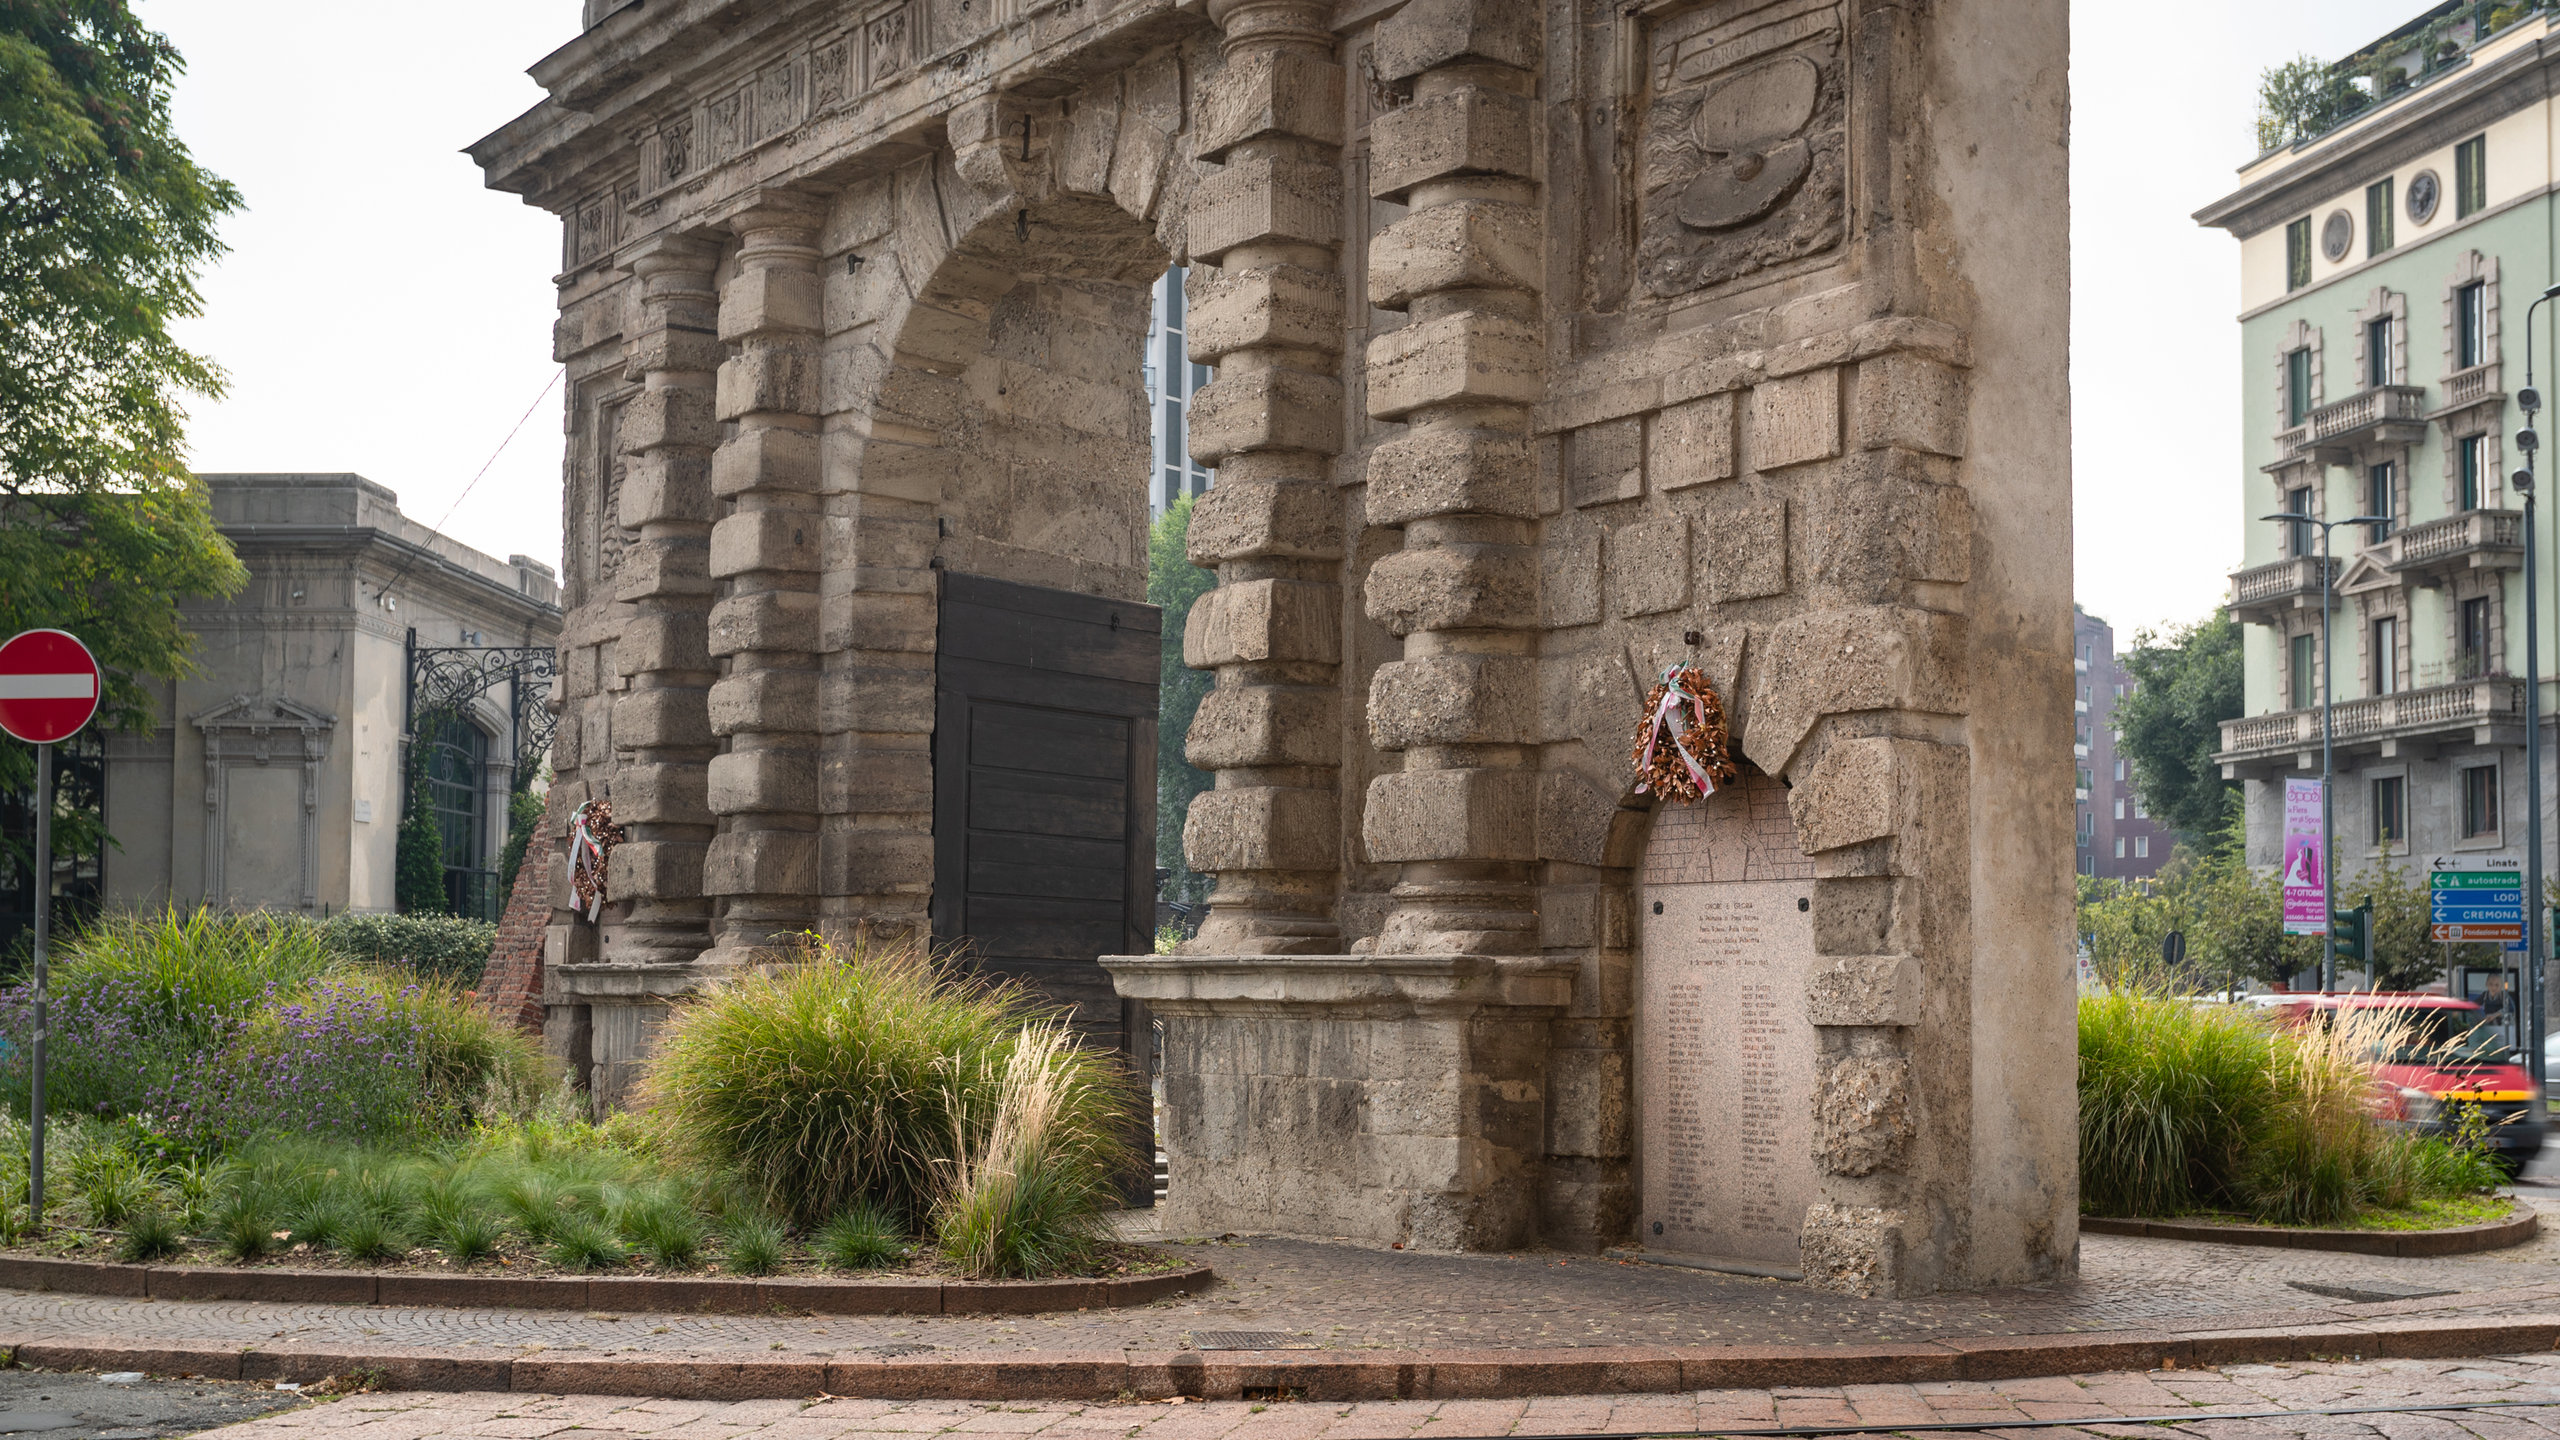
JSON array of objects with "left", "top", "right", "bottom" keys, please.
[{"left": 2331, "top": 898, "right": 2374, "bottom": 978}]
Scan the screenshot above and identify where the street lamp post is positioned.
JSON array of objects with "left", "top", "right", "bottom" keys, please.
[
  {"left": 2512, "top": 281, "right": 2560, "bottom": 1091},
  {"left": 2261, "top": 508, "right": 2388, "bottom": 992}
]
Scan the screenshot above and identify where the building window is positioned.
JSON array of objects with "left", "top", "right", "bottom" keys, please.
[
  {"left": 2080, "top": 855, "right": 2095, "bottom": 876},
  {"left": 1145, "top": 267, "right": 1215, "bottom": 516},
  {"left": 2462, "top": 763, "right": 2500, "bottom": 838},
  {"left": 2077, "top": 766, "right": 2092, "bottom": 792},
  {"left": 2114, "top": 798, "right": 2125, "bottom": 820},
  {"left": 2290, "top": 631, "right": 2317, "bottom": 709},
  {"left": 2373, "top": 775, "right": 2405, "bottom": 847},
  {"left": 417, "top": 712, "right": 492, "bottom": 918},
  {"left": 2457, "top": 280, "right": 2488, "bottom": 369},
  {"left": 2367, "top": 462, "right": 2395, "bottom": 541},
  {"left": 2287, "top": 216, "right": 2313, "bottom": 290},
  {"left": 2459, "top": 433, "right": 2487, "bottom": 510},
  {"left": 2078, "top": 810, "right": 2093, "bottom": 839},
  {"left": 2115, "top": 759, "right": 2126, "bottom": 781},
  {"left": 2371, "top": 615, "right": 2398, "bottom": 696},
  {"left": 2366, "top": 178, "right": 2395, "bottom": 257},
  {"left": 2455, "top": 134, "right": 2487, "bottom": 218},
  {"left": 2134, "top": 797, "right": 2148, "bottom": 818},
  {"left": 2286, "top": 484, "right": 2314, "bottom": 556},
  {"left": 2134, "top": 835, "right": 2150, "bottom": 859},
  {"left": 2365, "top": 315, "right": 2393, "bottom": 388},
  {"left": 2286, "top": 347, "right": 2313, "bottom": 423},
  {"left": 2460, "top": 595, "right": 2493, "bottom": 677},
  {"left": 2115, "top": 836, "right": 2126, "bottom": 859}
]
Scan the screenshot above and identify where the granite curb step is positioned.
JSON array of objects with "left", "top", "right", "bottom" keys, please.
[
  {"left": 9, "top": 1315, "right": 2559, "bottom": 1401},
  {"left": 2079, "top": 1206, "right": 2539, "bottom": 1257},
  {"left": 0, "top": 1255, "right": 1212, "bottom": 1316}
]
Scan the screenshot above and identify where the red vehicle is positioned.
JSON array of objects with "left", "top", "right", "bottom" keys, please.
[{"left": 2258, "top": 993, "right": 2543, "bottom": 1172}]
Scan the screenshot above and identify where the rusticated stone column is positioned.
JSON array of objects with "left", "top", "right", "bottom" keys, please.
[
  {"left": 608, "top": 235, "right": 723, "bottom": 968},
  {"left": 1179, "top": 0, "right": 1349, "bottom": 956},
  {"left": 704, "top": 199, "right": 825, "bottom": 966},
  {"left": 1360, "top": 0, "right": 1544, "bottom": 956}
]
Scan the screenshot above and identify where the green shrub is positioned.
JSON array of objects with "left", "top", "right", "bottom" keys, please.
[
  {"left": 546, "top": 1216, "right": 625, "bottom": 1272},
  {"left": 319, "top": 913, "right": 498, "bottom": 987},
  {"left": 819, "top": 1202, "right": 905, "bottom": 1270},
  {"left": 721, "top": 1212, "right": 785, "bottom": 1276},
  {"left": 214, "top": 1198, "right": 275, "bottom": 1263},
  {"left": 340, "top": 1211, "right": 405, "bottom": 1263},
  {"left": 117, "top": 1206, "right": 184, "bottom": 1263},
  {"left": 425, "top": 1208, "right": 499, "bottom": 1263},
  {"left": 933, "top": 1022, "right": 1129, "bottom": 1279},
  {"left": 53, "top": 908, "right": 335, "bottom": 1041},
  {"left": 620, "top": 1196, "right": 703, "bottom": 1270},
  {"left": 640, "top": 934, "right": 1135, "bottom": 1232}
]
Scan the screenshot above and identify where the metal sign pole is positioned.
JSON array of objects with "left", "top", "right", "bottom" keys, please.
[{"left": 29, "top": 740, "right": 51, "bottom": 1224}]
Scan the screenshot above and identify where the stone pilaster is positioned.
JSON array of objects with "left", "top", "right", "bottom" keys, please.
[
  {"left": 608, "top": 236, "right": 723, "bottom": 968},
  {"left": 1360, "top": 0, "right": 1544, "bottom": 956},
  {"left": 704, "top": 200, "right": 825, "bottom": 965},
  {"left": 1179, "top": 0, "right": 1349, "bottom": 955}
]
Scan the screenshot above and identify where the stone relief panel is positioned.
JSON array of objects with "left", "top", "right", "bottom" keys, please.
[{"left": 1637, "top": 0, "right": 1848, "bottom": 298}]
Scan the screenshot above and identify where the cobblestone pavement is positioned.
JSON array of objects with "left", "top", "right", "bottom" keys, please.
[
  {"left": 180, "top": 1352, "right": 2560, "bottom": 1439},
  {"left": 8, "top": 1199, "right": 2560, "bottom": 1363}
]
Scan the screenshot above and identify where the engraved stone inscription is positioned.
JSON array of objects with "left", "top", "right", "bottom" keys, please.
[{"left": 1639, "top": 772, "right": 1820, "bottom": 1268}]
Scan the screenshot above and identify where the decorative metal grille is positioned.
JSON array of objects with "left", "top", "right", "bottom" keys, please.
[{"left": 404, "top": 634, "right": 559, "bottom": 791}]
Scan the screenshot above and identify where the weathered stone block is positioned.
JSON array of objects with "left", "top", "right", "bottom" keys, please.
[
  {"left": 1363, "top": 767, "right": 1536, "bottom": 862},
  {"left": 621, "top": 325, "right": 723, "bottom": 378},
  {"left": 1367, "top": 654, "right": 1535, "bottom": 749},
  {"left": 1368, "top": 201, "right": 1540, "bottom": 310},
  {"left": 718, "top": 266, "right": 821, "bottom": 341},
  {"left": 846, "top": 437, "right": 945, "bottom": 505},
  {"left": 1370, "top": 88, "right": 1536, "bottom": 201},
  {"left": 1787, "top": 736, "right": 1967, "bottom": 863},
  {"left": 824, "top": 826, "right": 936, "bottom": 895},
  {"left": 1702, "top": 497, "right": 1787, "bottom": 603},
  {"left": 1806, "top": 954, "right": 1924, "bottom": 1027},
  {"left": 1540, "top": 530, "right": 1602, "bottom": 627},
  {"left": 1741, "top": 608, "right": 1968, "bottom": 774},
  {"left": 1365, "top": 311, "right": 1543, "bottom": 420},
  {"left": 712, "top": 426, "right": 819, "bottom": 498},
  {"left": 1856, "top": 353, "right": 1966, "bottom": 457},
  {"left": 614, "top": 614, "right": 709, "bottom": 677},
  {"left": 611, "top": 764, "right": 710, "bottom": 826},
  {"left": 1809, "top": 457, "right": 1974, "bottom": 598},
  {"left": 703, "top": 829, "right": 818, "bottom": 897},
  {"left": 821, "top": 591, "right": 935, "bottom": 655},
  {"left": 709, "top": 508, "right": 821, "bottom": 578},
  {"left": 1188, "top": 367, "right": 1345, "bottom": 463},
  {"left": 1187, "top": 683, "right": 1340, "bottom": 768},
  {"left": 1187, "top": 477, "right": 1343, "bottom": 564},
  {"left": 620, "top": 387, "right": 716, "bottom": 453},
  {"left": 1185, "top": 264, "right": 1345, "bottom": 362},
  {"left": 707, "top": 668, "right": 821, "bottom": 736},
  {"left": 1537, "top": 768, "right": 1619, "bottom": 866},
  {"left": 620, "top": 450, "right": 711, "bottom": 527},
  {"left": 1752, "top": 369, "right": 1841, "bottom": 471},
  {"left": 717, "top": 340, "right": 821, "bottom": 420},
  {"left": 708, "top": 592, "right": 820, "bottom": 657},
  {"left": 706, "top": 748, "right": 822, "bottom": 814},
  {"left": 1610, "top": 516, "right": 1690, "bottom": 618},
  {"left": 1374, "top": 0, "right": 1541, "bottom": 80},
  {"left": 1653, "top": 393, "right": 1736, "bottom": 490},
  {"left": 1798, "top": 1204, "right": 1907, "bottom": 1299},
  {"left": 1363, "top": 543, "right": 1539, "bottom": 634},
  {"left": 1571, "top": 418, "right": 1644, "bottom": 506},
  {"left": 611, "top": 687, "right": 714, "bottom": 749},
  {"left": 609, "top": 839, "right": 706, "bottom": 900},
  {"left": 1187, "top": 157, "right": 1343, "bottom": 264},
  {"left": 1365, "top": 428, "right": 1535, "bottom": 526},
  {"left": 1185, "top": 579, "right": 1342, "bottom": 667},
  {"left": 1198, "top": 48, "right": 1345, "bottom": 159},
  {"left": 819, "top": 664, "right": 935, "bottom": 735},
  {"left": 1813, "top": 1054, "right": 1916, "bottom": 1177},
  {"left": 1185, "top": 785, "right": 1341, "bottom": 872}
]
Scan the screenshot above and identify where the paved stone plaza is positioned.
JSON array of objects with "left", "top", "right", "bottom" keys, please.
[{"left": 158, "top": 1354, "right": 2560, "bottom": 1439}]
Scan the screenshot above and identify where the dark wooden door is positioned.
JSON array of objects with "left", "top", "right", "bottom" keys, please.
[{"left": 932, "top": 572, "right": 1159, "bottom": 1062}]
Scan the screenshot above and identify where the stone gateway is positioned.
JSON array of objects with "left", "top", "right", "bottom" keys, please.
[{"left": 476, "top": 0, "right": 2074, "bottom": 1297}]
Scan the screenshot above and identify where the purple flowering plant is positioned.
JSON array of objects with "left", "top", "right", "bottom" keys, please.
[{"left": 151, "top": 978, "right": 431, "bottom": 1152}]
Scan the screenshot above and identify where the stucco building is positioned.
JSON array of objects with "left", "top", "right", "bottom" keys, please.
[
  {"left": 2076, "top": 609, "right": 2169, "bottom": 879},
  {"left": 86, "top": 474, "right": 563, "bottom": 924},
  {"left": 2199, "top": 4, "right": 2560, "bottom": 875}
]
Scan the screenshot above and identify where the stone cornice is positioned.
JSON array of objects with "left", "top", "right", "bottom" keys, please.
[{"left": 219, "top": 524, "right": 565, "bottom": 632}]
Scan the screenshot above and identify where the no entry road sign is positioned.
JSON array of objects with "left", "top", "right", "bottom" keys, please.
[{"left": 0, "top": 630, "right": 99, "bottom": 746}]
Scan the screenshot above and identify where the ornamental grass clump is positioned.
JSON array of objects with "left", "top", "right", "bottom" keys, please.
[{"left": 934, "top": 1020, "right": 1131, "bottom": 1279}]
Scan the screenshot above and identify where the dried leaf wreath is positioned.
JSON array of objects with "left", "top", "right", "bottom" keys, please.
[
  {"left": 1630, "top": 662, "right": 1739, "bottom": 805},
  {"left": 568, "top": 798, "right": 625, "bottom": 923}
]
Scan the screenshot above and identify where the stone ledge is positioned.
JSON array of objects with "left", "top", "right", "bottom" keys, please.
[
  {"left": 0, "top": 1254, "right": 1212, "bottom": 1316},
  {"left": 2079, "top": 1207, "right": 2537, "bottom": 1258},
  {"left": 1101, "top": 953, "right": 1577, "bottom": 1013},
  {"left": 13, "top": 1315, "right": 2560, "bottom": 1399}
]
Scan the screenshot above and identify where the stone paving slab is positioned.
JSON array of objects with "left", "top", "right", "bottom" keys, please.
[{"left": 155, "top": 1353, "right": 2560, "bottom": 1439}]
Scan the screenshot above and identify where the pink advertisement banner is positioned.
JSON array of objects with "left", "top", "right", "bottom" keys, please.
[{"left": 2281, "top": 777, "right": 2325, "bottom": 934}]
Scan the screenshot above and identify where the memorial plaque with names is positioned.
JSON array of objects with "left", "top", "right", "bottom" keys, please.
[{"left": 1638, "top": 772, "right": 1820, "bottom": 1268}]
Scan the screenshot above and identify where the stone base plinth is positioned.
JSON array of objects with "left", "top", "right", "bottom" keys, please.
[
  {"left": 1103, "top": 953, "right": 1575, "bottom": 1251},
  {"left": 545, "top": 960, "right": 716, "bottom": 1113}
]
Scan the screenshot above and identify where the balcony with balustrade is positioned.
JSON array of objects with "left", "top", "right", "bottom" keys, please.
[
  {"left": 2272, "top": 385, "right": 2429, "bottom": 465},
  {"left": 2214, "top": 676, "right": 2526, "bottom": 777},
  {"left": 2428, "top": 361, "right": 2504, "bottom": 421},
  {"left": 2379, "top": 508, "right": 2522, "bottom": 583},
  {"left": 2227, "top": 555, "right": 2336, "bottom": 626}
]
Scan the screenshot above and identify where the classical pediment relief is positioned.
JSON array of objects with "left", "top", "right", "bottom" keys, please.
[{"left": 194, "top": 693, "right": 336, "bottom": 736}]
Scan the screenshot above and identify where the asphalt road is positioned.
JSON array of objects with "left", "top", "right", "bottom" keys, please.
[{"left": 0, "top": 1369, "right": 301, "bottom": 1439}]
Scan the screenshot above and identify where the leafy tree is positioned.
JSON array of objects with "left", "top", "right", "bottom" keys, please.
[
  {"left": 2255, "top": 55, "right": 2371, "bottom": 152},
  {"left": 396, "top": 768, "right": 447, "bottom": 915},
  {"left": 1149, "top": 497, "right": 1215, "bottom": 924},
  {"left": 2113, "top": 612, "right": 2243, "bottom": 849},
  {"left": 0, "top": 2, "right": 247, "bottom": 820}
]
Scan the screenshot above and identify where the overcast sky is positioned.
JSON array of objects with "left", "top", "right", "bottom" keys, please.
[{"left": 145, "top": 0, "right": 2421, "bottom": 641}]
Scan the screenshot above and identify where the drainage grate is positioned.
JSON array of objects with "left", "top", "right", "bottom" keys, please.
[
  {"left": 1190, "top": 1331, "right": 1316, "bottom": 1350},
  {"left": 2288, "top": 1279, "right": 2459, "bottom": 1303},
  {"left": 864, "top": 1343, "right": 936, "bottom": 1358}
]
